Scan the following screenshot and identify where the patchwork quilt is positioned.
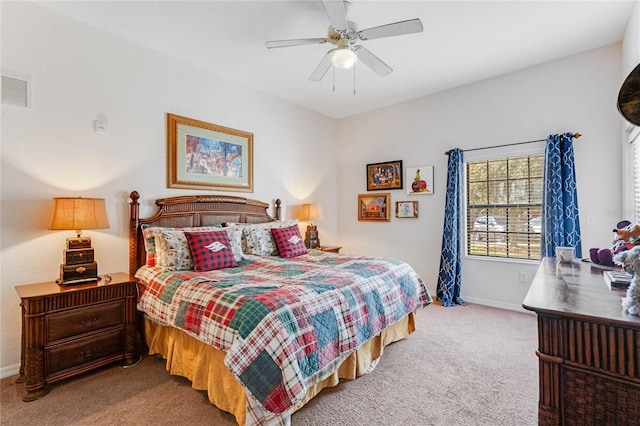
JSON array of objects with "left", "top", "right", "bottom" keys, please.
[{"left": 135, "top": 250, "right": 431, "bottom": 418}]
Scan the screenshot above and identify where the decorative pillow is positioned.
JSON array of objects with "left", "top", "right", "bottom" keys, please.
[
  {"left": 154, "top": 228, "right": 195, "bottom": 271},
  {"left": 184, "top": 231, "right": 237, "bottom": 271},
  {"left": 141, "top": 224, "right": 158, "bottom": 266},
  {"left": 223, "top": 225, "right": 245, "bottom": 262},
  {"left": 151, "top": 226, "right": 242, "bottom": 271},
  {"left": 243, "top": 227, "right": 279, "bottom": 256},
  {"left": 271, "top": 225, "right": 308, "bottom": 258},
  {"left": 143, "top": 225, "right": 206, "bottom": 268},
  {"left": 240, "top": 220, "right": 299, "bottom": 256}
]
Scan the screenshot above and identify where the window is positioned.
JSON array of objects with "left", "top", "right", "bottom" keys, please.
[{"left": 466, "top": 154, "right": 543, "bottom": 260}]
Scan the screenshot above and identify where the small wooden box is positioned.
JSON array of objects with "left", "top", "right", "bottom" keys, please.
[
  {"left": 57, "top": 262, "right": 98, "bottom": 285},
  {"left": 66, "top": 237, "right": 92, "bottom": 250},
  {"left": 64, "top": 248, "right": 95, "bottom": 265}
]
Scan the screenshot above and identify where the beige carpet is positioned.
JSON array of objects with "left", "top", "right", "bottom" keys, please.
[{"left": 1, "top": 303, "right": 538, "bottom": 425}]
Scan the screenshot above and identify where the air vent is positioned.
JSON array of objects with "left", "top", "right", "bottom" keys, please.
[{"left": 2, "top": 74, "right": 31, "bottom": 108}]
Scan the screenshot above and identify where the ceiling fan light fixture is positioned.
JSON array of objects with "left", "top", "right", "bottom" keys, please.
[{"left": 331, "top": 47, "right": 356, "bottom": 69}]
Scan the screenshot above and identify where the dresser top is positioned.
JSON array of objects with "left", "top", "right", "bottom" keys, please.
[{"left": 523, "top": 258, "right": 640, "bottom": 327}]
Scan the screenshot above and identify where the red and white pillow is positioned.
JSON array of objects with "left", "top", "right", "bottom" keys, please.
[
  {"left": 184, "top": 231, "right": 237, "bottom": 271},
  {"left": 270, "top": 225, "right": 308, "bottom": 258}
]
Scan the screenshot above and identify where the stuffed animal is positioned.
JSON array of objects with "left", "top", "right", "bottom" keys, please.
[
  {"left": 589, "top": 220, "right": 640, "bottom": 266},
  {"left": 613, "top": 245, "right": 640, "bottom": 316}
]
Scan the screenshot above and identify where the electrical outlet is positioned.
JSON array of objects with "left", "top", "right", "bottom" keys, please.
[{"left": 518, "top": 272, "right": 528, "bottom": 283}]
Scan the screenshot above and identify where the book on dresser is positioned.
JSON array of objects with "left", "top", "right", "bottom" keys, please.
[{"left": 603, "top": 269, "right": 633, "bottom": 290}]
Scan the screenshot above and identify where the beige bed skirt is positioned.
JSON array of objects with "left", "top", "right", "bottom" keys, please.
[{"left": 144, "top": 312, "right": 416, "bottom": 425}]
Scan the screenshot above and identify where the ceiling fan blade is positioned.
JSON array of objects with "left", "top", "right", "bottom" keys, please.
[
  {"left": 358, "top": 18, "right": 423, "bottom": 41},
  {"left": 309, "top": 51, "right": 334, "bottom": 82},
  {"left": 354, "top": 46, "right": 392, "bottom": 77},
  {"left": 265, "top": 38, "right": 329, "bottom": 49},
  {"left": 322, "top": 0, "right": 348, "bottom": 31}
]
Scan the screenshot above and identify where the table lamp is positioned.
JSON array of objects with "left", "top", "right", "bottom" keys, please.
[
  {"left": 49, "top": 197, "right": 110, "bottom": 285},
  {"left": 300, "top": 203, "right": 320, "bottom": 249}
]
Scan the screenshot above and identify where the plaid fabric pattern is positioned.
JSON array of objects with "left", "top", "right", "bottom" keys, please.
[
  {"left": 135, "top": 250, "right": 431, "bottom": 421},
  {"left": 185, "top": 231, "right": 237, "bottom": 271},
  {"left": 270, "top": 225, "right": 308, "bottom": 258},
  {"left": 141, "top": 224, "right": 158, "bottom": 266}
]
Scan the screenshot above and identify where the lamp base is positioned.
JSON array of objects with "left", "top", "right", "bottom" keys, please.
[
  {"left": 57, "top": 262, "right": 99, "bottom": 285},
  {"left": 57, "top": 235, "right": 100, "bottom": 285},
  {"left": 305, "top": 225, "right": 320, "bottom": 249}
]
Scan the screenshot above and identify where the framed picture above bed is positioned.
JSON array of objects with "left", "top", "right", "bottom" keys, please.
[
  {"left": 167, "top": 113, "right": 253, "bottom": 192},
  {"left": 358, "top": 193, "right": 391, "bottom": 222},
  {"left": 366, "top": 160, "right": 403, "bottom": 191}
]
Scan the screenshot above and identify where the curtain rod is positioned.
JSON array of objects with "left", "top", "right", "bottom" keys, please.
[{"left": 444, "top": 132, "right": 581, "bottom": 155}]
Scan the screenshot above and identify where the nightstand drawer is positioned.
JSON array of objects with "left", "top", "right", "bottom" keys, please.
[
  {"left": 47, "top": 300, "right": 125, "bottom": 343},
  {"left": 46, "top": 328, "right": 124, "bottom": 376}
]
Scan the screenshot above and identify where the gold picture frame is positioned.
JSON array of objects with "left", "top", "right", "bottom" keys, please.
[
  {"left": 396, "top": 201, "right": 418, "bottom": 218},
  {"left": 167, "top": 113, "right": 253, "bottom": 192},
  {"left": 357, "top": 193, "right": 391, "bottom": 222}
]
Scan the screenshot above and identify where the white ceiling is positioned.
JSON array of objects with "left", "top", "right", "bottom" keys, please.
[{"left": 36, "top": 1, "right": 635, "bottom": 119}]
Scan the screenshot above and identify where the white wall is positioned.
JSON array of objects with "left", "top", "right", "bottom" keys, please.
[
  {"left": 623, "top": 0, "right": 640, "bottom": 219},
  {"left": 337, "top": 44, "right": 623, "bottom": 311},
  {"left": 623, "top": 0, "right": 640, "bottom": 76},
  {"left": 0, "top": 2, "right": 337, "bottom": 375}
]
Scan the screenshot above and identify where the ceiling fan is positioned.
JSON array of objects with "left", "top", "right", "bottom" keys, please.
[{"left": 265, "top": 0, "right": 423, "bottom": 82}]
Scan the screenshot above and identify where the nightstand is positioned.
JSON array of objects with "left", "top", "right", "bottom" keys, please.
[
  {"left": 318, "top": 246, "right": 342, "bottom": 253},
  {"left": 15, "top": 272, "right": 139, "bottom": 401}
]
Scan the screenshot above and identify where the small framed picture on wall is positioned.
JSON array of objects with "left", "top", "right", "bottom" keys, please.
[
  {"left": 406, "top": 165, "right": 434, "bottom": 195},
  {"left": 396, "top": 201, "right": 418, "bottom": 218},
  {"left": 357, "top": 193, "right": 391, "bottom": 222},
  {"left": 366, "top": 160, "right": 403, "bottom": 191}
]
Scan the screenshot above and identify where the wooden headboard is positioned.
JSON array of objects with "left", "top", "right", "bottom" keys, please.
[{"left": 128, "top": 190, "right": 281, "bottom": 275}]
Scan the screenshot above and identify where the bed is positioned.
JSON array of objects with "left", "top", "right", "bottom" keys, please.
[{"left": 129, "top": 191, "right": 432, "bottom": 425}]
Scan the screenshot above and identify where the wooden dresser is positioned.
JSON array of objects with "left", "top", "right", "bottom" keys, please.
[
  {"left": 15, "top": 272, "right": 139, "bottom": 401},
  {"left": 523, "top": 258, "right": 640, "bottom": 425}
]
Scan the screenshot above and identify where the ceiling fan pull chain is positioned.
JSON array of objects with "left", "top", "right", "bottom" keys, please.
[
  {"left": 353, "top": 54, "right": 356, "bottom": 95},
  {"left": 332, "top": 66, "right": 336, "bottom": 92}
]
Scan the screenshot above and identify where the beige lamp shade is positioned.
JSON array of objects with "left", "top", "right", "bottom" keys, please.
[
  {"left": 300, "top": 203, "right": 318, "bottom": 223},
  {"left": 50, "top": 197, "right": 110, "bottom": 237}
]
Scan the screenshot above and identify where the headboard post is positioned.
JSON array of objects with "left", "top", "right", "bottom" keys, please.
[
  {"left": 129, "top": 191, "right": 141, "bottom": 276},
  {"left": 274, "top": 199, "right": 281, "bottom": 221}
]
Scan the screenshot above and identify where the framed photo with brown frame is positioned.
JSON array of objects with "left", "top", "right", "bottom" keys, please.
[
  {"left": 396, "top": 201, "right": 418, "bottom": 218},
  {"left": 366, "top": 160, "right": 403, "bottom": 191},
  {"left": 167, "top": 113, "right": 253, "bottom": 192},
  {"left": 357, "top": 193, "right": 391, "bottom": 222}
]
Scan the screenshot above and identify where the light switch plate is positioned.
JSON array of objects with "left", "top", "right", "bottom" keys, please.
[{"left": 94, "top": 113, "right": 108, "bottom": 134}]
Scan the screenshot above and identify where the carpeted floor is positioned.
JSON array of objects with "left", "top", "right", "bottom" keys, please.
[{"left": 0, "top": 302, "right": 538, "bottom": 425}]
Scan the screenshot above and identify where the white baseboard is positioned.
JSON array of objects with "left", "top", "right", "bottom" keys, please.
[
  {"left": 1, "top": 363, "right": 20, "bottom": 380},
  {"left": 462, "top": 295, "right": 535, "bottom": 315}
]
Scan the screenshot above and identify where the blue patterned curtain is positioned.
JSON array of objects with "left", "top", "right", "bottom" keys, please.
[
  {"left": 437, "top": 148, "right": 466, "bottom": 306},
  {"left": 541, "top": 133, "right": 582, "bottom": 258}
]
